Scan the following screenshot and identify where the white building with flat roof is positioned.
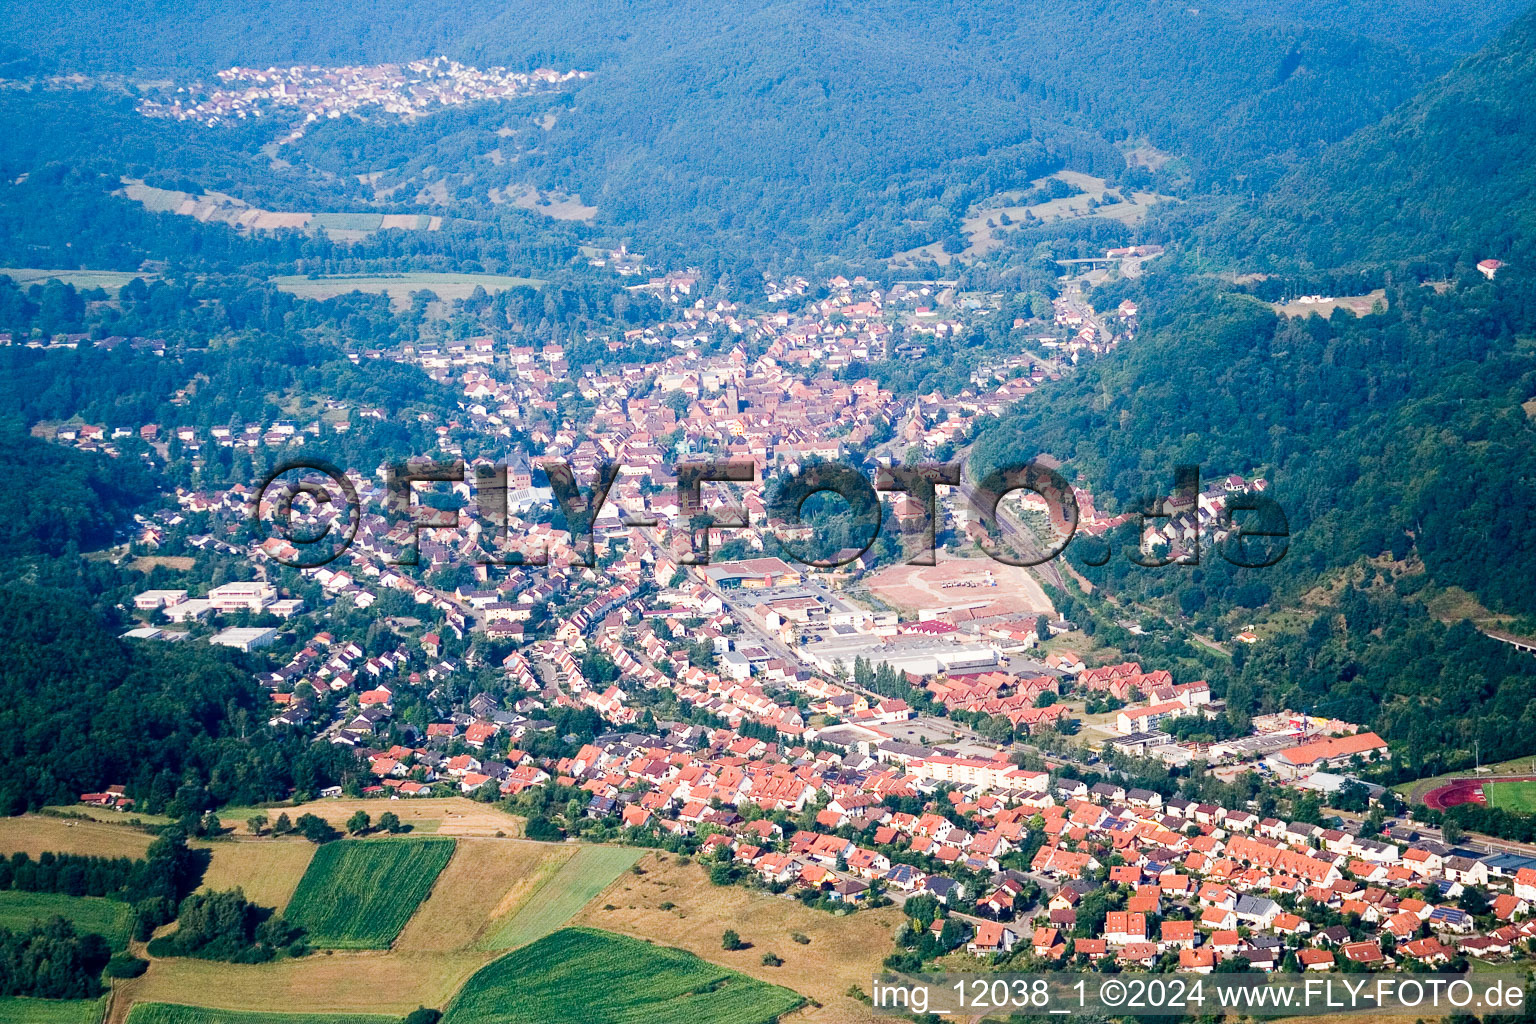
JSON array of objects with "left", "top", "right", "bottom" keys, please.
[
  {"left": 134, "top": 589, "right": 187, "bottom": 610},
  {"left": 211, "top": 626, "right": 279, "bottom": 652},
  {"left": 207, "top": 581, "right": 277, "bottom": 613}
]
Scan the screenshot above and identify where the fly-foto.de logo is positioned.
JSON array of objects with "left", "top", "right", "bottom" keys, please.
[{"left": 251, "top": 458, "right": 1288, "bottom": 571}]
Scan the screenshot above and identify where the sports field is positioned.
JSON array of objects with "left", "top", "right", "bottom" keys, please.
[
  {"left": 1484, "top": 780, "right": 1536, "bottom": 813},
  {"left": 480, "top": 845, "right": 641, "bottom": 949},
  {"left": 284, "top": 838, "right": 454, "bottom": 949},
  {"left": 442, "top": 928, "right": 803, "bottom": 1024},
  {"left": 0, "top": 996, "right": 104, "bottom": 1024},
  {"left": 126, "top": 1007, "right": 394, "bottom": 1024},
  {"left": 0, "top": 890, "right": 134, "bottom": 947}
]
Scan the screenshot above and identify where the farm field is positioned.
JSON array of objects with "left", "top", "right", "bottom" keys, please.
[
  {"left": 1484, "top": 780, "right": 1536, "bottom": 813},
  {"left": 479, "top": 844, "right": 641, "bottom": 950},
  {"left": 270, "top": 273, "right": 545, "bottom": 308},
  {"left": 0, "top": 996, "right": 104, "bottom": 1024},
  {"left": 126, "top": 1008, "right": 394, "bottom": 1024},
  {"left": 0, "top": 816, "right": 154, "bottom": 859},
  {"left": 394, "top": 838, "right": 573, "bottom": 952},
  {"left": 284, "top": 838, "right": 454, "bottom": 949},
  {"left": 195, "top": 841, "right": 315, "bottom": 913},
  {"left": 890, "top": 171, "right": 1174, "bottom": 266},
  {"left": 441, "top": 927, "right": 803, "bottom": 1024},
  {"left": 118, "top": 180, "right": 443, "bottom": 240},
  {"left": 0, "top": 268, "right": 153, "bottom": 289},
  {"left": 217, "top": 797, "right": 524, "bottom": 838},
  {"left": 0, "top": 890, "right": 133, "bottom": 947},
  {"left": 574, "top": 852, "right": 903, "bottom": 1023},
  {"left": 109, "top": 950, "right": 491, "bottom": 1024}
]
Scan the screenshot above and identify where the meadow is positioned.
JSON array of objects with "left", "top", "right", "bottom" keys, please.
[
  {"left": 0, "top": 890, "right": 133, "bottom": 947},
  {"left": 0, "top": 996, "right": 104, "bottom": 1024},
  {"left": 0, "top": 268, "right": 152, "bottom": 290},
  {"left": 269, "top": 273, "right": 545, "bottom": 308},
  {"left": 575, "top": 852, "right": 903, "bottom": 1022},
  {"left": 217, "top": 796, "right": 525, "bottom": 837},
  {"left": 478, "top": 845, "right": 640, "bottom": 950},
  {"left": 0, "top": 816, "right": 153, "bottom": 859},
  {"left": 392, "top": 838, "right": 573, "bottom": 952},
  {"left": 195, "top": 841, "right": 315, "bottom": 913},
  {"left": 125, "top": 1006, "right": 394, "bottom": 1024},
  {"left": 441, "top": 928, "right": 803, "bottom": 1024},
  {"left": 284, "top": 838, "right": 454, "bottom": 949}
]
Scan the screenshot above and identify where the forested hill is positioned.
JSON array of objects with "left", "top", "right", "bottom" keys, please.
[
  {"left": 970, "top": 264, "right": 1536, "bottom": 620},
  {"left": 1210, "top": 5, "right": 1536, "bottom": 272},
  {"left": 0, "top": 0, "right": 1513, "bottom": 263}
]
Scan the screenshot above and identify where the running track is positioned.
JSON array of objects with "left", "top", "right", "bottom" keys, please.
[{"left": 1422, "top": 775, "right": 1536, "bottom": 810}]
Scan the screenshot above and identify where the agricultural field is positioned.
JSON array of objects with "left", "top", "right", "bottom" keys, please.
[
  {"left": 125, "top": 1006, "right": 394, "bottom": 1024},
  {"left": 0, "top": 268, "right": 154, "bottom": 290},
  {"left": 1484, "top": 780, "right": 1536, "bottom": 813},
  {"left": 890, "top": 171, "right": 1174, "bottom": 266},
  {"left": 441, "top": 928, "right": 803, "bottom": 1024},
  {"left": 0, "top": 996, "right": 104, "bottom": 1024},
  {"left": 574, "top": 852, "right": 904, "bottom": 1023},
  {"left": 195, "top": 841, "right": 315, "bottom": 913},
  {"left": 218, "top": 797, "right": 524, "bottom": 838},
  {"left": 117, "top": 180, "right": 443, "bottom": 241},
  {"left": 270, "top": 273, "right": 545, "bottom": 308},
  {"left": 285, "top": 838, "right": 454, "bottom": 949},
  {"left": 0, "top": 890, "right": 134, "bottom": 947},
  {"left": 479, "top": 845, "right": 641, "bottom": 950},
  {"left": 394, "top": 838, "right": 574, "bottom": 953},
  {"left": 0, "top": 816, "right": 154, "bottom": 860},
  {"left": 109, "top": 948, "right": 490, "bottom": 1023}
]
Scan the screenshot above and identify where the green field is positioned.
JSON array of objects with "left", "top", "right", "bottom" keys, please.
[
  {"left": 307, "top": 212, "right": 386, "bottom": 232},
  {"left": 481, "top": 845, "right": 642, "bottom": 950},
  {"left": 1483, "top": 781, "right": 1536, "bottom": 813},
  {"left": 0, "top": 890, "right": 134, "bottom": 948},
  {"left": 284, "top": 837, "right": 454, "bottom": 949},
  {"left": 0, "top": 268, "right": 152, "bottom": 289},
  {"left": 0, "top": 997, "right": 104, "bottom": 1024},
  {"left": 270, "top": 273, "right": 546, "bottom": 306},
  {"left": 125, "top": 1006, "right": 394, "bottom": 1024},
  {"left": 444, "top": 928, "right": 804, "bottom": 1024}
]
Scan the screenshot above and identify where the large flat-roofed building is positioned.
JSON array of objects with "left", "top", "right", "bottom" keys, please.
[
  {"left": 910, "top": 754, "right": 1050, "bottom": 794},
  {"left": 1266, "top": 731, "right": 1389, "bottom": 777},
  {"left": 207, "top": 581, "right": 277, "bottom": 613},
  {"left": 803, "top": 631, "right": 1000, "bottom": 678},
  {"left": 702, "top": 557, "right": 803, "bottom": 590},
  {"left": 134, "top": 589, "right": 187, "bottom": 610},
  {"left": 210, "top": 626, "right": 279, "bottom": 652}
]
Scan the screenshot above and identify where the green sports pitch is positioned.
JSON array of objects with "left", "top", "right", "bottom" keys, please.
[{"left": 1482, "top": 780, "right": 1536, "bottom": 813}]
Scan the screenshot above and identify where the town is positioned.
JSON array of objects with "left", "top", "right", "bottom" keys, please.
[
  {"left": 135, "top": 57, "right": 590, "bottom": 136},
  {"left": 22, "top": 254, "right": 1530, "bottom": 983}
]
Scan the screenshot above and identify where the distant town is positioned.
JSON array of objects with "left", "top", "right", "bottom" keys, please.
[{"left": 136, "top": 57, "right": 590, "bottom": 138}]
